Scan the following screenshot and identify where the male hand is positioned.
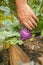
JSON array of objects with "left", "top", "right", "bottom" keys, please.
[{"left": 17, "top": 4, "right": 39, "bottom": 30}]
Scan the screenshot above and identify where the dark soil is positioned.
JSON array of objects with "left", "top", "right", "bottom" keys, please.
[
  {"left": 19, "top": 37, "right": 43, "bottom": 60},
  {"left": 0, "top": 49, "right": 10, "bottom": 65}
]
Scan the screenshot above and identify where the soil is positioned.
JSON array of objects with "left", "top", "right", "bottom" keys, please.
[
  {"left": 19, "top": 37, "right": 43, "bottom": 60},
  {"left": 0, "top": 49, "right": 10, "bottom": 65}
]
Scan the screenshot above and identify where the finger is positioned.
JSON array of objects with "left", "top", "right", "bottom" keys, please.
[
  {"left": 22, "top": 21, "right": 32, "bottom": 30},
  {"left": 23, "top": 16, "right": 35, "bottom": 29},
  {"left": 30, "top": 17, "right": 37, "bottom": 27},
  {"left": 32, "top": 13, "right": 39, "bottom": 21},
  {"left": 27, "top": 20, "right": 35, "bottom": 29}
]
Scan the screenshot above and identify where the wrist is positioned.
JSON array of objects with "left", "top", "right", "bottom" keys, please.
[{"left": 15, "top": 0, "right": 27, "bottom": 8}]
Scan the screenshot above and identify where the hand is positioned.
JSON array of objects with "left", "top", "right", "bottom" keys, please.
[{"left": 17, "top": 4, "right": 39, "bottom": 30}]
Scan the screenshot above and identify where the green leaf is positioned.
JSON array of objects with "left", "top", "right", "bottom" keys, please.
[
  {"left": 6, "top": 38, "right": 23, "bottom": 45},
  {"left": 41, "top": 30, "right": 43, "bottom": 36}
]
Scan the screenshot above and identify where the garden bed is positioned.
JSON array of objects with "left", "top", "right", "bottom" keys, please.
[
  {"left": 0, "top": 37, "right": 43, "bottom": 65},
  {"left": 8, "top": 37, "right": 43, "bottom": 65}
]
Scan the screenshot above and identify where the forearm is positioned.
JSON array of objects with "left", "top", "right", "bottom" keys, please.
[{"left": 15, "top": 0, "right": 27, "bottom": 8}]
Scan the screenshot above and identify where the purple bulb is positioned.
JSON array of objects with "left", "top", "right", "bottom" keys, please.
[{"left": 20, "top": 28, "right": 31, "bottom": 40}]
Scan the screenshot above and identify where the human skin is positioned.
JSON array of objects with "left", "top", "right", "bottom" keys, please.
[{"left": 15, "top": 0, "right": 39, "bottom": 30}]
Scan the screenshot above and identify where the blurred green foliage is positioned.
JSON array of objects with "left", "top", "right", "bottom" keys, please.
[
  {"left": 0, "top": 0, "right": 23, "bottom": 45},
  {"left": 27, "top": 0, "right": 43, "bottom": 32}
]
